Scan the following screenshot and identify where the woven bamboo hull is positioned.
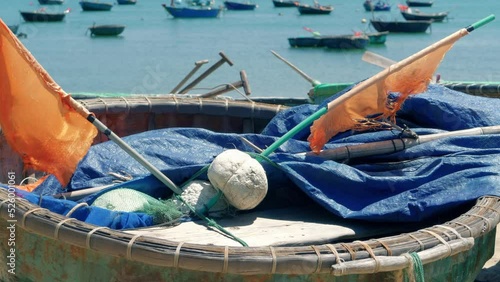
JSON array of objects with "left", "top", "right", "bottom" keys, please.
[
  {"left": 1, "top": 96, "right": 499, "bottom": 281},
  {"left": 0, "top": 189, "right": 497, "bottom": 281}
]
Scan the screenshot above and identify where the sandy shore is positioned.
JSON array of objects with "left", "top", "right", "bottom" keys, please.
[{"left": 475, "top": 224, "right": 500, "bottom": 282}]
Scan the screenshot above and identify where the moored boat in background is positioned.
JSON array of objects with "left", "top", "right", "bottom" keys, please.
[
  {"left": 406, "top": 0, "right": 433, "bottom": 7},
  {"left": 296, "top": 2, "right": 333, "bottom": 15},
  {"left": 363, "top": 0, "right": 390, "bottom": 12},
  {"left": 79, "top": 1, "right": 114, "bottom": 11},
  {"left": 88, "top": 24, "right": 126, "bottom": 36},
  {"left": 161, "top": 3, "right": 222, "bottom": 18},
  {"left": 288, "top": 36, "right": 324, "bottom": 47},
  {"left": 117, "top": 0, "right": 137, "bottom": 4},
  {"left": 370, "top": 19, "right": 432, "bottom": 32},
  {"left": 19, "top": 9, "right": 69, "bottom": 22},
  {"left": 366, "top": 31, "right": 388, "bottom": 44},
  {"left": 322, "top": 34, "right": 369, "bottom": 49},
  {"left": 38, "top": 0, "right": 64, "bottom": 4},
  {"left": 224, "top": 1, "right": 257, "bottom": 10},
  {"left": 272, "top": 0, "right": 298, "bottom": 7},
  {"left": 399, "top": 5, "right": 449, "bottom": 22}
]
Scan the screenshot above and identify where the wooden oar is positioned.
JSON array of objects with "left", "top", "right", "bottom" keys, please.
[
  {"left": 270, "top": 50, "right": 321, "bottom": 87},
  {"left": 261, "top": 15, "right": 495, "bottom": 157},
  {"left": 361, "top": 51, "right": 396, "bottom": 69},
  {"left": 297, "top": 125, "right": 500, "bottom": 160},
  {"left": 170, "top": 59, "right": 209, "bottom": 94}
]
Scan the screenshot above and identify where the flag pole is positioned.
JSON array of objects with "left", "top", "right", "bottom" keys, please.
[
  {"left": 260, "top": 14, "right": 495, "bottom": 157},
  {"left": 68, "top": 98, "right": 183, "bottom": 195},
  {"left": 298, "top": 125, "right": 500, "bottom": 161}
]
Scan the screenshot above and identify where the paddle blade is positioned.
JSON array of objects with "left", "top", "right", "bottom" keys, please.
[
  {"left": 0, "top": 19, "right": 97, "bottom": 189},
  {"left": 308, "top": 34, "right": 462, "bottom": 153},
  {"left": 362, "top": 51, "right": 396, "bottom": 69}
]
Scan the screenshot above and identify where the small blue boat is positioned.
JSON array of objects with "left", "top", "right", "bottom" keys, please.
[
  {"left": 363, "top": 0, "right": 390, "bottom": 12},
  {"left": 117, "top": 0, "right": 137, "bottom": 4},
  {"left": 272, "top": 0, "right": 299, "bottom": 7},
  {"left": 79, "top": 1, "right": 113, "bottom": 11},
  {"left": 224, "top": 1, "right": 257, "bottom": 10},
  {"left": 161, "top": 3, "right": 221, "bottom": 18},
  {"left": 38, "top": 0, "right": 65, "bottom": 4}
]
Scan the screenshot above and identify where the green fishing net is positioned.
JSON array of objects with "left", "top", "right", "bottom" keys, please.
[{"left": 91, "top": 188, "right": 183, "bottom": 225}]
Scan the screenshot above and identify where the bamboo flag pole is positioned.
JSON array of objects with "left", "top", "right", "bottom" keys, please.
[
  {"left": 260, "top": 15, "right": 495, "bottom": 157},
  {"left": 68, "top": 98, "right": 183, "bottom": 195},
  {"left": 297, "top": 125, "right": 500, "bottom": 161}
]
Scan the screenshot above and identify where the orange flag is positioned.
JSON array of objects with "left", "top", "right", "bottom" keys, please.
[
  {"left": 308, "top": 29, "right": 468, "bottom": 153},
  {"left": 0, "top": 20, "right": 97, "bottom": 190}
]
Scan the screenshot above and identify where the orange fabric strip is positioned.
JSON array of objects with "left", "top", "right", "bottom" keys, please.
[{"left": 0, "top": 20, "right": 97, "bottom": 190}]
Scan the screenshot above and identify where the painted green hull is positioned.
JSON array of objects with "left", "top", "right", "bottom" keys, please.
[{"left": 0, "top": 218, "right": 494, "bottom": 281}]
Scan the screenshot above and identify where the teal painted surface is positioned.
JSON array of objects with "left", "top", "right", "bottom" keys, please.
[{"left": 0, "top": 219, "right": 495, "bottom": 282}]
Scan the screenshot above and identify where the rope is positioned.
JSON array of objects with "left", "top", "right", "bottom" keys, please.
[
  {"left": 408, "top": 233, "right": 425, "bottom": 251},
  {"left": 86, "top": 226, "right": 109, "bottom": 249},
  {"left": 198, "top": 189, "right": 223, "bottom": 215},
  {"left": 355, "top": 241, "right": 380, "bottom": 273},
  {"left": 340, "top": 243, "right": 356, "bottom": 260},
  {"left": 65, "top": 202, "right": 89, "bottom": 217},
  {"left": 19, "top": 176, "right": 38, "bottom": 186},
  {"left": 474, "top": 204, "right": 500, "bottom": 214},
  {"left": 172, "top": 194, "right": 248, "bottom": 247},
  {"left": 126, "top": 234, "right": 142, "bottom": 260},
  {"left": 21, "top": 207, "right": 45, "bottom": 228},
  {"left": 222, "top": 246, "right": 229, "bottom": 274},
  {"left": 434, "top": 224, "right": 463, "bottom": 240},
  {"left": 407, "top": 252, "right": 425, "bottom": 282},
  {"left": 54, "top": 218, "right": 74, "bottom": 240},
  {"left": 326, "top": 244, "right": 346, "bottom": 275},
  {"left": 173, "top": 242, "right": 185, "bottom": 268},
  {"left": 421, "top": 229, "right": 452, "bottom": 257},
  {"left": 466, "top": 213, "right": 492, "bottom": 232},
  {"left": 449, "top": 220, "right": 474, "bottom": 237},
  {"left": 0, "top": 198, "right": 11, "bottom": 208},
  {"left": 269, "top": 246, "right": 277, "bottom": 274},
  {"left": 311, "top": 245, "right": 322, "bottom": 273},
  {"left": 374, "top": 239, "right": 393, "bottom": 256}
]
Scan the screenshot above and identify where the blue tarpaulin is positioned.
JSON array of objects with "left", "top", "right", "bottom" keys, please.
[{"left": 4, "top": 84, "right": 500, "bottom": 229}]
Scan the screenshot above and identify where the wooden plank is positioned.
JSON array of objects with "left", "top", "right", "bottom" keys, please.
[{"left": 126, "top": 206, "right": 414, "bottom": 247}]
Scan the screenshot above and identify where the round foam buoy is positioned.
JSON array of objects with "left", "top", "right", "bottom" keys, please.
[
  {"left": 179, "top": 180, "right": 229, "bottom": 215},
  {"left": 361, "top": 18, "right": 367, "bottom": 23},
  {"left": 208, "top": 149, "right": 268, "bottom": 210}
]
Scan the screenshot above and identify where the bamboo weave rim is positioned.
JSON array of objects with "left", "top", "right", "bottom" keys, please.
[
  {"left": 0, "top": 188, "right": 498, "bottom": 275},
  {"left": 77, "top": 95, "right": 287, "bottom": 118}
]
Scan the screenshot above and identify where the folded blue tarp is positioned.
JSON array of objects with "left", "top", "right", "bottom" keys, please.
[{"left": 5, "top": 84, "right": 500, "bottom": 229}]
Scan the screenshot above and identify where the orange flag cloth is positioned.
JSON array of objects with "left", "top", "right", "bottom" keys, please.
[
  {"left": 0, "top": 20, "right": 97, "bottom": 189},
  {"left": 308, "top": 29, "right": 467, "bottom": 153}
]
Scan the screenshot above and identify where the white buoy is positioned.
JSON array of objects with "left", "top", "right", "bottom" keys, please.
[
  {"left": 178, "top": 180, "right": 229, "bottom": 215},
  {"left": 208, "top": 149, "right": 268, "bottom": 210}
]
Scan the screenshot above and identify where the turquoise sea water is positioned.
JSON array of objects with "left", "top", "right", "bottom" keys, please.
[{"left": 0, "top": 0, "right": 499, "bottom": 98}]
